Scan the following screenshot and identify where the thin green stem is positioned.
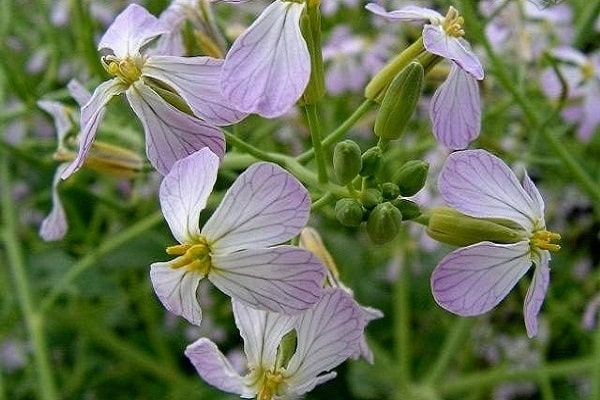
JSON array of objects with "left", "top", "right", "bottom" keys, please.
[
  {"left": 423, "top": 317, "right": 472, "bottom": 384},
  {"left": 574, "top": 0, "right": 600, "bottom": 49},
  {"left": 1, "top": 154, "right": 58, "bottom": 400},
  {"left": 39, "top": 211, "right": 164, "bottom": 313},
  {"left": 297, "top": 99, "right": 375, "bottom": 163},
  {"left": 593, "top": 322, "right": 600, "bottom": 399},
  {"left": 304, "top": 103, "right": 328, "bottom": 184},
  {"left": 393, "top": 246, "right": 411, "bottom": 389}
]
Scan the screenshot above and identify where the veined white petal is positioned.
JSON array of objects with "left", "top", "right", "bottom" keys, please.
[
  {"left": 37, "top": 100, "right": 73, "bottom": 146},
  {"left": 66, "top": 79, "right": 92, "bottom": 107},
  {"left": 285, "top": 289, "right": 364, "bottom": 394},
  {"left": 429, "top": 64, "right": 481, "bottom": 150},
  {"left": 232, "top": 299, "right": 296, "bottom": 370},
  {"left": 365, "top": 3, "right": 443, "bottom": 23},
  {"left": 39, "top": 164, "right": 69, "bottom": 241},
  {"left": 61, "top": 78, "right": 126, "bottom": 180},
  {"left": 431, "top": 241, "right": 532, "bottom": 316},
  {"left": 524, "top": 250, "right": 550, "bottom": 338},
  {"left": 98, "top": 4, "right": 167, "bottom": 58},
  {"left": 203, "top": 162, "right": 310, "bottom": 253},
  {"left": 439, "top": 149, "right": 540, "bottom": 230},
  {"left": 522, "top": 171, "right": 545, "bottom": 221},
  {"left": 221, "top": 0, "right": 310, "bottom": 117},
  {"left": 423, "top": 25, "right": 484, "bottom": 80},
  {"left": 125, "top": 81, "right": 225, "bottom": 175},
  {"left": 150, "top": 261, "right": 204, "bottom": 326},
  {"left": 143, "top": 56, "right": 246, "bottom": 125},
  {"left": 159, "top": 148, "right": 219, "bottom": 244},
  {"left": 184, "top": 338, "right": 245, "bottom": 395},
  {"left": 209, "top": 246, "right": 325, "bottom": 315}
]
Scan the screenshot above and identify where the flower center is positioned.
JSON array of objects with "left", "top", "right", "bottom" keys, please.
[
  {"left": 101, "top": 55, "right": 143, "bottom": 85},
  {"left": 530, "top": 229, "right": 561, "bottom": 252},
  {"left": 442, "top": 6, "right": 465, "bottom": 38},
  {"left": 582, "top": 61, "right": 595, "bottom": 81},
  {"left": 165, "top": 236, "right": 212, "bottom": 275},
  {"left": 257, "top": 370, "right": 284, "bottom": 400}
]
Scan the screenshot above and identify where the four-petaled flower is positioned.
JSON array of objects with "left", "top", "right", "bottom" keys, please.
[
  {"left": 61, "top": 3, "right": 245, "bottom": 178},
  {"left": 185, "top": 288, "right": 366, "bottom": 399},
  {"left": 150, "top": 147, "right": 326, "bottom": 326},
  {"left": 431, "top": 149, "right": 560, "bottom": 338},
  {"left": 366, "top": 3, "right": 483, "bottom": 150}
]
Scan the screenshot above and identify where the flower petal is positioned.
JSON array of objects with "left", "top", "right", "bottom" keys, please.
[
  {"left": 423, "top": 25, "right": 484, "bottom": 80},
  {"left": 221, "top": 0, "right": 310, "bottom": 117},
  {"left": 159, "top": 148, "right": 219, "bottom": 244},
  {"left": 365, "top": 3, "right": 443, "bottom": 22},
  {"left": 143, "top": 56, "right": 246, "bottom": 125},
  {"left": 37, "top": 100, "right": 73, "bottom": 146},
  {"left": 98, "top": 4, "right": 167, "bottom": 58},
  {"left": 209, "top": 246, "right": 325, "bottom": 315},
  {"left": 66, "top": 79, "right": 92, "bottom": 107},
  {"left": 39, "top": 164, "right": 69, "bottom": 241},
  {"left": 125, "top": 81, "right": 225, "bottom": 175},
  {"left": 429, "top": 64, "right": 481, "bottom": 149},
  {"left": 438, "top": 149, "right": 540, "bottom": 229},
  {"left": 524, "top": 250, "right": 550, "bottom": 338},
  {"left": 285, "top": 289, "right": 365, "bottom": 395},
  {"left": 431, "top": 241, "right": 531, "bottom": 316},
  {"left": 522, "top": 171, "right": 545, "bottom": 219},
  {"left": 184, "top": 338, "right": 246, "bottom": 395},
  {"left": 149, "top": 261, "right": 204, "bottom": 326},
  {"left": 203, "top": 162, "right": 310, "bottom": 253},
  {"left": 61, "top": 78, "right": 126, "bottom": 180}
]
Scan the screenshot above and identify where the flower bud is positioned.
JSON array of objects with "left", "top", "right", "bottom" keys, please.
[
  {"left": 361, "top": 188, "right": 383, "bottom": 209},
  {"left": 299, "top": 4, "right": 325, "bottom": 105},
  {"left": 367, "top": 202, "right": 403, "bottom": 245},
  {"left": 374, "top": 61, "right": 424, "bottom": 140},
  {"left": 360, "top": 146, "right": 383, "bottom": 178},
  {"left": 381, "top": 182, "right": 400, "bottom": 201},
  {"left": 335, "top": 198, "right": 364, "bottom": 227},
  {"left": 299, "top": 227, "right": 339, "bottom": 278},
  {"left": 426, "top": 207, "right": 525, "bottom": 247},
  {"left": 394, "top": 160, "right": 429, "bottom": 196},
  {"left": 391, "top": 198, "right": 421, "bottom": 220},
  {"left": 333, "top": 140, "right": 362, "bottom": 185}
]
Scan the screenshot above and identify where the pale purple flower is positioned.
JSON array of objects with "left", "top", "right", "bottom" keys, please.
[
  {"left": 430, "top": 150, "right": 560, "bottom": 337},
  {"left": 150, "top": 147, "right": 326, "bottom": 326},
  {"left": 366, "top": 3, "right": 483, "bottom": 149},
  {"left": 218, "top": 0, "right": 310, "bottom": 117},
  {"left": 541, "top": 47, "right": 600, "bottom": 141},
  {"left": 185, "top": 288, "right": 366, "bottom": 398},
  {"left": 321, "top": 0, "right": 358, "bottom": 16},
  {"left": 61, "top": 4, "right": 245, "bottom": 179}
]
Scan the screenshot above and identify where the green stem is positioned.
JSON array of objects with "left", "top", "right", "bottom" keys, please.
[
  {"left": 297, "top": 99, "right": 375, "bottom": 163},
  {"left": 460, "top": 0, "right": 600, "bottom": 208},
  {"left": 593, "top": 322, "right": 600, "bottom": 399},
  {"left": 423, "top": 318, "right": 472, "bottom": 384},
  {"left": 39, "top": 211, "right": 164, "bottom": 313},
  {"left": 1, "top": 154, "right": 58, "bottom": 400},
  {"left": 393, "top": 246, "right": 412, "bottom": 389},
  {"left": 304, "top": 103, "right": 328, "bottom": 184},
  {"left": 574, "top": 0, "right": 600, "bottom": 49}
]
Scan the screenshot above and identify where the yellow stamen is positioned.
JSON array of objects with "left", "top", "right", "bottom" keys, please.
[
  {"left": 165, "top": 238, "right": 212, "bottom": 274},
  {"left": 443, "top": 6, "right": 465, "bottom": 38},
  {"left": 531, "top": 230, "right": 561, "bottom": 252},
  {"left": 257, "top": 370, "right": 284, "bottom": 400},
  {"left": 101, "top": 55, "right": 142, "bottom": 85}
]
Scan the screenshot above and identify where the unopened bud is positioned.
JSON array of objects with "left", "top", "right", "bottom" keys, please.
[
  {"left": 367, "top": 202, "right": 403, "bottom": 245},
  {"left": 299, "top": 227, "right": 339, "bottom": 279},
  {"left": 360, "top": 147, "right": 383, "bottom": 178},
  {"left": 394, "top": 160, "right": 429, "bottom": 196},
  {"left": 374, "top": 61, "right": 424, "bottom": 140},
  {"left": 391, "top": 198, "right": 421, "bottom": 220},
  {"left": 382, "top": 182, "right": 400, "bottom": 201},
  {"left": 335, "top": 198, "right": 364, "bottom": 227},
  {"left": 333, "top": 140, "right": 362, "bottom": 185},
  {"left": 299, "top": 4, "right": 325, "bottom": 105},
  {"left": 361, "top": 188, "right": 383, "bottom": 209}
]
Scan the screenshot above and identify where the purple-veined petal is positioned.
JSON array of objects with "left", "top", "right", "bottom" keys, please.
[
  {"left": 185, "top": 338, "right": 245, "bottom": 395},
  {"left": 66, "top": 79, "right": 92, "bottom": 107},
  {"left": 203, "top": 162, "right": 310, "bottom": 253},
  {"left": 524, "top": 250, "right": 550, "bottom": 338},
  {"left": 429, "top": 64, "right": 481, "bottom": 150},
  {"left": 209, "top": 246, "right": 325, "bottom": 315},
  {"left": 431, "top": 241, "right": 531, "bottom": 316},
  {"left": 577, "top": 86, "right": 600, "bottom": 141},
  {"left": 365, "top": 3, "right": 443, "bottom": 23},
  {"left": 522, "top": 171, "right": 545, "bottom": 220},
  {"left": 150, "top": 261, "right": 204, "bottom": 326},
  {"left": 438, "top": 149, "right": 540, "bottom": 230},
  {"left": 423, "top": 25, "right": 484, "bottom": 80},
  {"left": 125, "top": 81, "right": 225, "bottom": 175},
  {"left": 285, "top": 289, "right": 364, "bottom": 394},
  {"left": 143, "top": 55, "right": 246, "bottom": 125},
  {"left": 355, "top": 306, "right": 384, "bottom": 364},
  {"left": 37, "top": 100, "right": 73, "bottom": 146},
  {"left": 61, "top": 78, "right": 126, "bottom": 180},
  {"left": 232, "top": 299, "right": 296, "bottom": 370},
  {"left": 39, "top": 164, "right": 68, "bottom": 241},
  {"left": 159, "top": 148, "right": 219, "bottom": 244},
  {"left": 221, "top": 0, "right": 310, "bottom": 117},
  {"left": 98, "top": 4, "right": 167, "bottom": 58}
]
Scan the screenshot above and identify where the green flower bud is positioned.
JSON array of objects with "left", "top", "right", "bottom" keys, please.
[
  {"left": 374, "top": 61, "right": 424, "bottom": 140},
  {"left": 426, "top": 207, "right": 526, "bottom": 247},
  {"left": 298, "top": 4, "right": 324, "bottom": 105},
  {"left": 335, "top": 198, "right": 364, "bottom": 227},
  {"left": 382, "top": 182, "right": 400, "bottom": 200},
  {"left": 391, "top": 198, "right": 421, "bottom": 220},
  {"left": 367, "top": 202, "right": 403, "bottom": 245},
  {"left": 360, "top": 146, "right": 383, "bottom": 178},
  {"left": 394, "top": 160, "right": 429, "bottom": 196},
  {"left": 333, "top": 140, "right": 362, "bottom": 185},
  {"left": 361, "top": 188, "right": 383, "bottom": 209}
]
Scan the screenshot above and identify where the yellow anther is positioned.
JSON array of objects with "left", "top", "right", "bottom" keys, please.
[
  {"left": 257, "top": 370, "right": 284, "bottom": 400},
  {"left": 443, "top": 7, "right": 465, "bottom": 37},
  {"left": 582, "top": 61, "right": 595, "bottom": 80},
  {"left": 165, "top": 239, "right": 212, "bottom": 274},
  {"left": 531, "top": 230, "right": 561, "bottom": 252},
  {"left": 166, "top": 243, "right": 191, "bottom": 256},
  {"left": 101, "top": 55, "right": 142, "bottom": 85}
]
